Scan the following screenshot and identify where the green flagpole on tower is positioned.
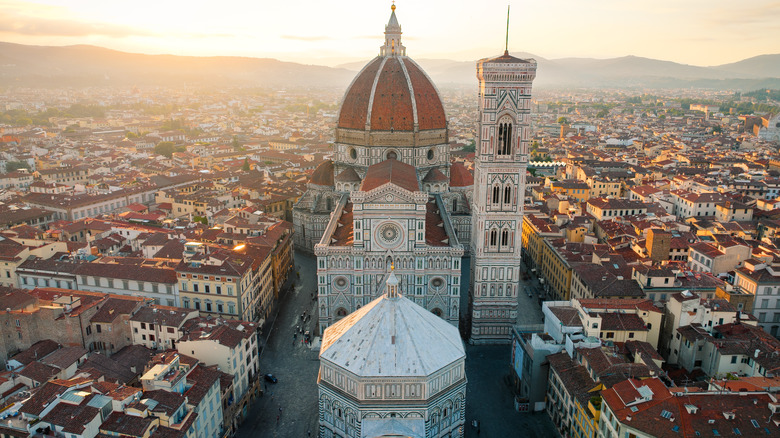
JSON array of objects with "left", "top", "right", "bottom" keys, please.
[{"left": 505, "top": 5, "right": 510, "bottom": 55}]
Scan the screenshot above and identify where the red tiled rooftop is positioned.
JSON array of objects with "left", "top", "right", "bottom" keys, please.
[
  {"left": 425, "top": 201, "right": 449, "bottom": 247},
  {"left": 449, "top": 161, "right": 473, "bottom": 187},
  {"left": 309, "top": 160, "right": 334, "bottom": 186},
  {"left": 360, "top": 159, "right": 419, "bottom": 192},
  {"left": 337, "top": 57, "right": 383, "bottom": 130}
]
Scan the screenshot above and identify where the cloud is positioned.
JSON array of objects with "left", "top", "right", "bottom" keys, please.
[
  {"left": 281, "top": 35, "right": 334, "bottom": 42},
  {"left": 281, "top": 34, "right": 385, "bottom": 42},
  {"left": 708, "top": 1, "right": 780, "bottom": 26},
  {"left": 0, "top": 12, "right": 155, "bottom": 38}
]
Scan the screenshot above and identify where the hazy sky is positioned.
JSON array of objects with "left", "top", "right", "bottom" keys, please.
[{"left": 1, "top": 0, "right": 778, "bottom": 66}]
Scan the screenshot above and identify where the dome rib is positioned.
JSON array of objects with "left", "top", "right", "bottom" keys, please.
[
  {"left": 370, "top": 57, "right": 414, "bottom": 131},
  {"left": 404, "top": 58, "right": 447, "bottom": 131},
  {"left": 336, "top": 57, "right": 446, "bottom": 133},
  {"left": 397, "top": 57, "right": 419, "bottom": 129},
  {"left": 319, "top": 294, "right": 465, "bottom": 377},
  {"left": 365, "top": 57, "right": 388, "bottom": 130},
  {"left": 337, "top": 57, "right": 384, "bottom": 130}
]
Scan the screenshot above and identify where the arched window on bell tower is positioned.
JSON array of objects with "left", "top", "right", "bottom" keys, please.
[
  {"left": 489, "top": 229, "right": 498, "bottom": 247},
  {"left": 492, "top": 186, "right": 500, "bottom": 204},
  {"left": 496, "top": 116, "right": 514, "bottom": 156},
  {"left": 501, "top": 229, "right": 510, "bottom": 248},
  {"left": 503, "top": 185, "right": 512, "bottom": 205}
]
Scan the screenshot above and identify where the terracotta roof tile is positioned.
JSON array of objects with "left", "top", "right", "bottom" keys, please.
[
  {"left": 404, "top": 58, "right": 446, "bottom": 130},
  {"left": 334, "top": 167, "right": 361, "bottom": 183},
  {"left": 370, "top": 57, "right": 414, "bottom": 131},
  {"left": 449, "top": 161, "right": 473, "bottom": 187},
  {"left": 422, "top": 168, "right": 448, "bottom": 183},
  {"left": 360, "top": 159, "right": 419, "bottom": 192},
  {"left": 337, "top": 57, "right": 383, "bottom": 130},
  {"left": 309, "top": 160, "right": 334, "bottom": 186}
]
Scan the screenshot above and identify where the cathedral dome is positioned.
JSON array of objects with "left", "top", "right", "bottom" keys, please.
[
  {"left": 336, "top": 56, "right": 446, "bottom": 133},
  {"left": 334, "top": 5, "right": 447, "bottom": 151}
]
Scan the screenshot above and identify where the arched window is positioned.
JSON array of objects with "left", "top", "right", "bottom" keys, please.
[
  {"left": 492, "top": 186, "right": 500, "bottom": 204},
  {"left": 452, "top": 198, "right": 458, "bottom": 211},
  {"left": 501, "top": 229, "right": 509, "bottom": 247},
  {"left": 504, "top": 185, "right": 512, "bottom": 204},
  {"left": 497, "top": 118, "right": 513, "bottom": 155},
  {"left": 326, "top": 197, "right": 332, "bottom": 211},
  {"left": 490, "top": 229, "right": 497, "bottom": 246}
]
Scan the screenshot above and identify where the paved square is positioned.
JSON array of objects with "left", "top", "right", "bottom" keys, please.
[{"left": 236, "top": 252, "right": 558, "bottom": 438}]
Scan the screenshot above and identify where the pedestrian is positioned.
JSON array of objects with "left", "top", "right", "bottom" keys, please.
[
  {"left": 276, "top": 414, "right": 279, "bottom": 425},
  {"left": 307, "top": 429, "right": 311, "bottom": 437}
]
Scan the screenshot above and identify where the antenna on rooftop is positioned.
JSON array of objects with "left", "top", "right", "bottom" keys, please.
[{"left": 505, "top": 5, "right": 511, "bottom": 55}]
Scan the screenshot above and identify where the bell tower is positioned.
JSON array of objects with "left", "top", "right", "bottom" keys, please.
[{"left": 468, "top": 48, "right": 537, "bottom": 344}]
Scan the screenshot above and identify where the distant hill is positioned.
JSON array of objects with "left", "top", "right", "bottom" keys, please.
[
  {"left": 340, "top": 53, "right": 780, "bottom": 89},
  {"left": 0, "top": 41, "right": 779, "bottom": 90},
  {"left": 713, "top": 54, "right": 780, "bottom": 78},
  {"left": 0, "top": 42, "right": 355, "bottom": 88}
]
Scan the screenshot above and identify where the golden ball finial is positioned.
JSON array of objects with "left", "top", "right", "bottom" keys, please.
[{"left": 391, "top": 2, "right": 396, "bottom": 12}]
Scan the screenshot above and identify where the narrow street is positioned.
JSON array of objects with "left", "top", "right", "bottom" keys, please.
[{"left": 237, "top": 252, "right": 320, "bottom": 438}]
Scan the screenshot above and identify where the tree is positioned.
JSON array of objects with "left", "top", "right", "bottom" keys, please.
[
  {"left": 462, "top": 140, "right": 476, "bottom": 153},
  {"left": 596, "top": 109, "right": 609, "bottom": 118},
  {"left": 125, "top": 131, "right": 138, "bottom": 139},
  {"left": 5, "top": 161, "right": 30, "bottom": 172},
  {"left": 557, "top": 116, "right": 569, "bottom": 125},
  {"left": 242, "top": 158, "right": 251, "bottom": 171},
  {"left": 154, "top": 141, "right": 175, "bottom": 158},
  {"left": 232, "top": 135, "right": 244, "bottom": 152}
]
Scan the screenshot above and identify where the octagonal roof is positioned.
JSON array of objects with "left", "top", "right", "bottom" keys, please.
[{"left": 320, "top": 292, "right": 464, "bottom": 378}]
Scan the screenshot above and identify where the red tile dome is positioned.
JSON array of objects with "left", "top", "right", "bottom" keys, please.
[
  {"left": 449, "top": 161, "right": 473, "bottom": 187},
  {"left": 337, "top": 56, "right": 446, "bottom": 133},
  {"left": 309, "top": 160, "right": 334, "bottom": 187}
]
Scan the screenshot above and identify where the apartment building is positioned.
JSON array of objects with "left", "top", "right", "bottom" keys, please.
[
  {"left": 129, "top": 305, "right": 199, "bottom": 350},
  {"left": 734, "top": 259, "right": 780, "bottom": 336},
  {"left": 177, "top": 317, "right": 259, "bottom": 425}
]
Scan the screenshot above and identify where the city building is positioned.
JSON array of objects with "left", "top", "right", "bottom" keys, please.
[
  {"left": 734, "top": 259, "right": 780, "bottom": 335},
  {"left": 177, "top": 316, "right": 260, "bottom": 423}
]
